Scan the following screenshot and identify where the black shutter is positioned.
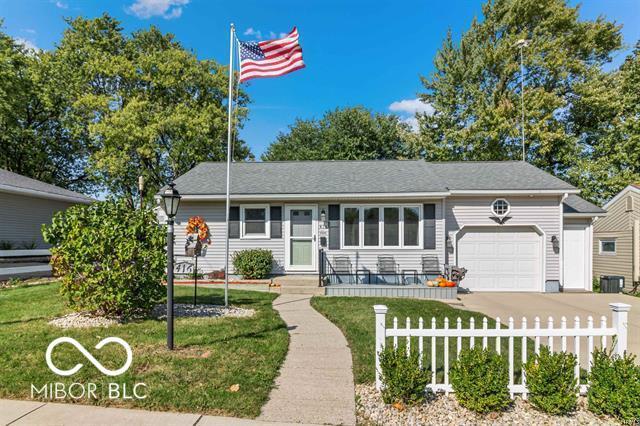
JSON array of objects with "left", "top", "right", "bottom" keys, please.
[
  {"left": 328, "top": 204, "right": 340, "bottom": 250},
  {"left": 270, "top": 206, "right": 282, "bottom": 238},
  {"left": 229, "top": 206, "right": 240, "bottom": 238},
  {"left": 423, "top": 204, "right": 436, "bottom": 250}
]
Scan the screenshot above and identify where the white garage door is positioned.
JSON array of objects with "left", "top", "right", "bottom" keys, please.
[{"left": 457, "top": 226, "right": 542, "bottom": 291}]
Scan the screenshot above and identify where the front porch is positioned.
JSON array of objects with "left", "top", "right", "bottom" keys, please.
[{"left": 318, "top": 249, "right": 460, "bottom": 299}]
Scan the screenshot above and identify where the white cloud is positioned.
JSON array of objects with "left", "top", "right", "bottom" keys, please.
[
  {"left": 127, "top": 0, "right": 190, "bottom": 20},
  {"left": 15, "top": 37, "right": 39, "bottom": 51},
  {"left": 54, "top": 1, "right": 69, "bottom": 9},
  {"left": 389, "top": 98, "right": 434, "bottom": 132},
  {"left": 243, "top": 27, "right": 262, "bottom": 40},
  {"left": 22, "top": 28, "right": 37, "bottom": 34},
  {"left": 389, "top": 98, "right": 434, "bottom": 115}
]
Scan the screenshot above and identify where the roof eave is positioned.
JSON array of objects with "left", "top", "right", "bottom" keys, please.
[
  {"left": 0, "top": 185, "right": 93, "bottom": 204},
  {"left": 448, "top": 189, "right": 579, "bottom": 195},
  {"left": 563, "top": 212, "right": 606, "bottom": 218}
]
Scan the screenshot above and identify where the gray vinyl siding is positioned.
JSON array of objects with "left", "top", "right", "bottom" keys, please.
[
  {"left": 593, "top": 232, "right": 633, "bottom": 286},
  {"left": 174, "top": 199, "right": 445, "bottom": 275},
  {"left": 0, "top": 191, "right": 78, "bottom": 249},
  {"left": 320, "top": 200, "right": 445, "bottom": 273},
  {"left": 173, "top": 201, "right": 286, "bottom": 274},
  {"left": 595, "top": 192, "right": 639, "bottom": 233},
  {"left": 593, "top": 190, "right": 640, "bottom": 287},
  {"left": 444, "top": 196, "right": 562, "bottom": 282}
]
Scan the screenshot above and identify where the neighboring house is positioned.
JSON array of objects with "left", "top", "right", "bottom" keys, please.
[
  {"left": 164, "top": 160, "right": 604, "bottom": 292},
  {"left": 593, "top": 184, "right": 640, "bottom": 290},
  {"left": 0, "top": 169, "right": 93, "bottom": 249}
]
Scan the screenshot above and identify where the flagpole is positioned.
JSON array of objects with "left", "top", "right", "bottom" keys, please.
[{"left": 224, "top": 23, "right": 235, "bottom": 308}]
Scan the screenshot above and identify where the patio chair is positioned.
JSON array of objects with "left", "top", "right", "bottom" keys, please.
[
  {"left": 377, "top": 256, "right": 399, "bottom": 284},
  {"left": 332, "top": 256, "right": 353, "bottom": 284},
  {"left": 421, "top": 255, "right": 442, "bottom": 277}
]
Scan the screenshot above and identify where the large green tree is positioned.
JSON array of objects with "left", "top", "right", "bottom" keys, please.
[
  {"left": 418, "top": 0, "right": 622, "bottom": 178},
  {"left": 49, "top": 15, "right": 251, "bottom": 203},
  {"left": 0, "top": 24, "right": 90, "bottom": 191},
  {"left": 567, "top": 43, "right": 640, "bottom": 204},
  {"left": 262, "top": 106, "right": 419, "bottom": 161},
  {"left": 1, "top": 15, "right": 250, "bottom": 202}
]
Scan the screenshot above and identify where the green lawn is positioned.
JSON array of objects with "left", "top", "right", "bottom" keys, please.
[
  {"left": 311, "top": 296, "right": 534, "bottom": 384},
  {"left": 0, "top": 283, "right": 288, "bottom": 418}
]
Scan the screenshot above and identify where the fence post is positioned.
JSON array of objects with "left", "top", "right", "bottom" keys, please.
[
  {"left": 374, "top": 304, "right": 388, "bottom": 390},
  {"left": 609, "top": 303, "right": 631, "bottom": 356}
]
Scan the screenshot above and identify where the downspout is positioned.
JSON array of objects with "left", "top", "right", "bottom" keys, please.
[
  {"left": 634, "top": 219, "right": 640, "bottom": 284},
  {"left": 559, "top": 193, "right": 569, "bottom": 289}
]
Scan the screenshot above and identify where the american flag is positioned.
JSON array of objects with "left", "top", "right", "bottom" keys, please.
[{"left": 238, "top": 27, "right": 305, "bottom": 82}]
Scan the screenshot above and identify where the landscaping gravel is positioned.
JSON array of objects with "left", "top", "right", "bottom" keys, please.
[
  {"left": 152, "top": 303, "right": 255, "bottom": 319},
  {"left": 48, "top": 312, "right": 120, "bottom": 328},
  {"left": 356, "top": 384, "right": 618, "bottom": 425}
]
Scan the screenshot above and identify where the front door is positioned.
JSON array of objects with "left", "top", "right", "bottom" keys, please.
[{"left": 284, "top": 205, "right": 317, "bottom": 272}]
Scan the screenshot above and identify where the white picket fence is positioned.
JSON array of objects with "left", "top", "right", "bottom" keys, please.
[{"left": 374, "top": 303, "right": 631, "bottom": 397}]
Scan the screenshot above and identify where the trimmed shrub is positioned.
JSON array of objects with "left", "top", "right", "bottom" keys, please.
[
  {"left": 450, "top": 347, "right": 511, "bottom": 413},
  {"left": 524, "top": 347, "right": 578, "bottom": 415},
  {"left": 42, "top": 200, "right": 166, "bottom": 318},
  {"left": 232, "top": 249, "right": 273, "bottom": 279},
  {"left": 379, "top": 346, "right": 431, "bottom": 405},
  {"left": 588, "top": 349, "right": 640, "bottom": 421}
]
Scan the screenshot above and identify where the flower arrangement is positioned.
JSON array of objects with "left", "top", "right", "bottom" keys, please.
[{"left": 186, "top": 216, "right": 210, "bottom": 244}]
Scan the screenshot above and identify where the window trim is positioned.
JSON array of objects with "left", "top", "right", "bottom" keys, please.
[
  {"left": 240, "top": 204, "right": 270, "bottom": 239},
  {"left": 599, "top": 239, "right": 617, "bottom": 255},
  {"left": 491, "top": 198, "right": 511, "bottom": 218},
  {"left": 340, "top": 203, "right": 423, "bottom": 249}
]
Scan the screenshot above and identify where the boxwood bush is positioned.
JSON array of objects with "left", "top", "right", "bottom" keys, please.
[
  {"left": 379, "top": 346, "right": 431, "bottom": 405},
  {"left": 588, "top": 349, "right": 640, "bottom": 421},
  {"left": 524, "top": 347, "right": 578, "bottom": 415},
  {"left": 450, "top": 347, "right": 511, "bottom": 413},
  {"left": 232, "top": 249, "right": 273, "bottom": 279},
  {"left": 42, "top": 200, "right": 166, "bottom": 318}
]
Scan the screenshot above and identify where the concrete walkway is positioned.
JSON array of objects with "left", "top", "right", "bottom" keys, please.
[
  {"left": 258, "top": 294, "right": 356, "bottom": 425},
  {"left": 0, "top": 399, "right": 303, "bottom": 426}
]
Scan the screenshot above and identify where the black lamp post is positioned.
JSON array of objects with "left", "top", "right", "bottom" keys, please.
[{"left": 161, "top": 182, "right": 181, "bottom": 350}]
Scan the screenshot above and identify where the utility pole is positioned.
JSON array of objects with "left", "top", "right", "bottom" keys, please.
[{"left": 514, "top": 39, "right": 530, "bottom": 162}]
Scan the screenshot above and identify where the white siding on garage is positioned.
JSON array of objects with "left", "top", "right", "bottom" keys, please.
[
  {"left": 445, "top": 196, "right": 562, "bottom": 282},
  {"left": 172, "top": 202, "right": 286, "bottom": 274},
  {"left": 0, "top": 191, "right": 78, "bottom": 248}
]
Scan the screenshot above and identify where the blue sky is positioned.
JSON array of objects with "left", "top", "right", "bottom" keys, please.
[{"left": 1, "top": 0, "right": 639, "bottom": 157}]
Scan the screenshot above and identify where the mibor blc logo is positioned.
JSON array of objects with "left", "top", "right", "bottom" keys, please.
[
  {"left": 45, "top": 337, "right": 133, "bottom": 376},
  {"left": 32, "top": 337, "right": 147, "bottom": 400}
]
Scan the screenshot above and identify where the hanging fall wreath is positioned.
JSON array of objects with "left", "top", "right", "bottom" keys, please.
[{"left": 186, "top": 216, "right": 210, "bottom": 244}]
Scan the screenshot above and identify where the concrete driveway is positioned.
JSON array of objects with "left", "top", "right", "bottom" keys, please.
[{"left": 458, "top": 292, "right": 640, "bottom": 358}]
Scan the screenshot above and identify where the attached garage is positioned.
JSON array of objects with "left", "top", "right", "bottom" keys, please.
[{"left": 456, "top": 226, "right": 543, "bottom": 292}]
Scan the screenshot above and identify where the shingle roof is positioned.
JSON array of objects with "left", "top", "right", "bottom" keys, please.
[
  {"left": 169, "top": 160, "right": 577, "bottom": 196},
  {"left": 563, "top": 194, "right": 606, "bottom": 215},
  {"left": 0, "top": 169, "right": 93, "bottom": 203}
]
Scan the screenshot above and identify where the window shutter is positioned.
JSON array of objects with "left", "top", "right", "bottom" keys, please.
[
  {"left": 228, "top": 206, "right": 240, "bottom": 238},
  {"left": 626, "top": 196, "right": 634, "bottom": 212},
  {"left": 423, "top": 204, "right": 436, "bottom": 250},
  {"left": 328, "top": 204, "right": 340, "bottom": 250},
  {"left": 270, "top": 206, "right": 282, "bottom": 238}
]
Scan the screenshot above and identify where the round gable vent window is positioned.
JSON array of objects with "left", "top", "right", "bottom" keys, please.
[{"left": 491, "top": 198, "right": 510, "bottom": 218}]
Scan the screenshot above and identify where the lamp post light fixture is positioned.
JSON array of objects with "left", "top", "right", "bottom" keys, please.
[{"left": 161, "top": 182, "right": 181, "bottom": 350}]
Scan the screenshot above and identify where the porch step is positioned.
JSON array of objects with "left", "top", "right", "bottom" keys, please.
[
  {"left": 278, "top": 286, "right": 325, "bottom": 295},
  {"left": 272, "top": 275, "right": 324, "bottom": 295},
  {"left": 272, "top": 275, "right": 320, "bottom": 287}
]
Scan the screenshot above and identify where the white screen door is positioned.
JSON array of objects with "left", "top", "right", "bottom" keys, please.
[{"left": 285, "top": 205, "right": 317, "bottom": 271}]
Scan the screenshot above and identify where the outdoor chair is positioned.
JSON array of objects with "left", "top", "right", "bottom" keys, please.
[
  {"left": 332, "top": 256, "right": 353, "bottom": 284},
  {"left": 377, "top": 256, "right": 399, "bottom": 284},
  {"left": 421, "top": 255, "right": 443, "bottom": 277}
]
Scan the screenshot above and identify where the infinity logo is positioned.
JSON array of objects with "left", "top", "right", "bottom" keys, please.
[{"left": 45, "top": 337, "right": 133, "bottom": 377}]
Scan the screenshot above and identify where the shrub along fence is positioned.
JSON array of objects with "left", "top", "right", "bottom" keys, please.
[{"left": 373, "top": 303, "right": 631, "bottom": 398}]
